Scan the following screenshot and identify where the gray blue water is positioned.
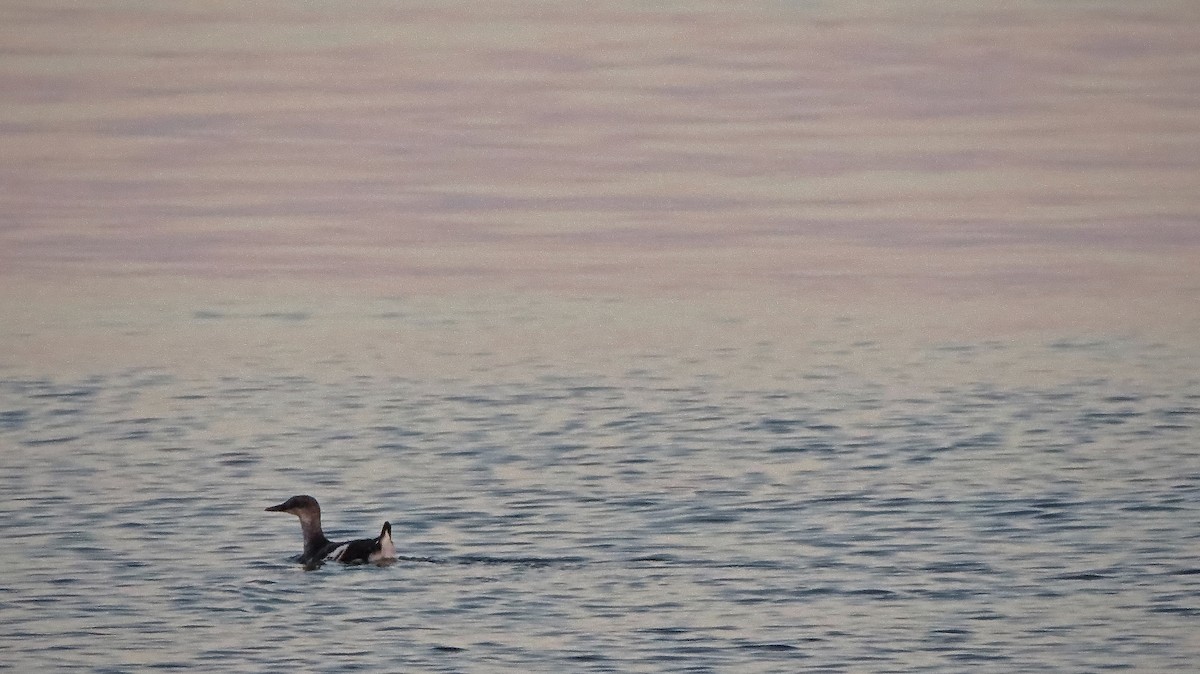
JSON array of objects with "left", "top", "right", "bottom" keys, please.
[{"left": 2, "top": 336, "right": 1196, "bottom": 672}]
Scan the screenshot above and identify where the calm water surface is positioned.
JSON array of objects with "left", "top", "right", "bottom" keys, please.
[{"left": 2, "top": 0, "right": 1199, "bottom": 671}]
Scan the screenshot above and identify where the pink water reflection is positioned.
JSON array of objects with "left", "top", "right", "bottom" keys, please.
[{"left": 2, "top": 1, "right": 1197, "bottom": 374}]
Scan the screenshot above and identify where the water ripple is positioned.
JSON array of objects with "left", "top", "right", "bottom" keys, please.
[{"left": 2, "top": 342, "right": 1198, "bottom": 672}]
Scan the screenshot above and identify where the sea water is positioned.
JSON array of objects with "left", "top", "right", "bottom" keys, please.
[
  {"left": 1, "top": 1, "right": 1198, "bottom": 671},
  {"left": 1, "top": 326, "right": 1197, "bottom": 672}
]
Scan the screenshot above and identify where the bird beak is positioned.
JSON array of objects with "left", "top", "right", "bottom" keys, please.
[{"left": 265, "top": 502, "right": 288, "bottom": 512}]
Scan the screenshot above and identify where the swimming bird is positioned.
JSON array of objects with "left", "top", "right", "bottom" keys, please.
[{"left": 265, "top": 495, "right": 396, "bottom": 568}]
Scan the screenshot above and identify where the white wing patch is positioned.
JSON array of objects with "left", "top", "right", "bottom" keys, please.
[{"left": 325, "top": 543, "right": 350, "bottom": 562}]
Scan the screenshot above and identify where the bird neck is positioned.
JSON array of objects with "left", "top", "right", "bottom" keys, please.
[{"left": 297, "top": 510, "right": 331, "bottom": 558}]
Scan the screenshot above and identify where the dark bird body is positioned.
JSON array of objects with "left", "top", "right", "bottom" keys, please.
[{"left": 266, "top": 495, "right": 396, "bottom": 568}]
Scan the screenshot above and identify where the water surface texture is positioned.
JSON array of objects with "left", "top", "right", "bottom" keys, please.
[
  {"left": 1, "top": 1, "right": 1199, "bottom": 672},
  {"left": 2, "top": 340, "right": 1198, "bottom": 672}
]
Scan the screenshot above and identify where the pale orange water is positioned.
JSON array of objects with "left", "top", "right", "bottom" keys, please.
[{"left": 1, "top": 0, "right": 1197, "bottom": 378}]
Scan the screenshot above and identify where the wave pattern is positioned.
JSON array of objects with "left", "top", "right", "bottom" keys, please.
[{"left": 0, "top": 341, "right": 1197, "bottom": 672}]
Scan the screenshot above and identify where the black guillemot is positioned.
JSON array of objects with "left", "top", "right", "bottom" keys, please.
[{"left": 265, "top": 494, "right": 396, "bottom": 568}]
